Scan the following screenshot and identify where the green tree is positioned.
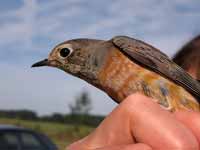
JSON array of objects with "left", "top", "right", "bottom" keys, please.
[{"left": 69, "top": 91, "right": 92, "bottom": 115}]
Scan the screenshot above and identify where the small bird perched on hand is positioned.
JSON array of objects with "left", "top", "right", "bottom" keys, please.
[{"left": 32, "top": 36, "right": 200, "bottom": 111}]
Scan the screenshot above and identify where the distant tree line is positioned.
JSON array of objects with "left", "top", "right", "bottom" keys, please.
[
  {"left": 41, "top": 113, "right": 104, "bottom": 127},
  {"left": 0, "top": 109, "right": 104, "bottom": 127},
  {"left": 0, "top": 110, "right": 38, "bottom": 120},
  {"left": 0, "top": 91, "right": 105, "bottom": 127}
]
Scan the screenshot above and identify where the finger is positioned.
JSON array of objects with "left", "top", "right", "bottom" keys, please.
[
  {"left": 67, "top": 143, "right": 152, "bottom": 150},
  {"left": 93, "top": 143, "right": 152, "bottom": 150},
  {"left": 67, "top": 93, "right": 199, "bottom": 150},
  {"left": 125, "top": 94, "right": 199, "bottom": 150},
  {"left": 67, "top": 95, "right": 137, "bottom": 149},
  {"left": 174, "top": 110, "right": 200, "bottom": 143}
]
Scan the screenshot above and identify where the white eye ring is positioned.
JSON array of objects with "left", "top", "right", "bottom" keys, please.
[{"left": 59, "top": 47, "right": 73, "bottom": 58}]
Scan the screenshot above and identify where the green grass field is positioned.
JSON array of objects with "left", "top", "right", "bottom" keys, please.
[{"left": 0, "top": 118, "right": 94, "bottom": 150}]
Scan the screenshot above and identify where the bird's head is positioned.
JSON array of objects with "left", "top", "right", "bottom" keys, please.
[{"left": 32, "top": 38, "right": 107, "bottom": 82}]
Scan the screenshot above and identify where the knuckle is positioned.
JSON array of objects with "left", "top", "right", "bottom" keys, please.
[
  {"left": 120, "top": 93, "right": 152, "bottom": 112},
  {"left": 169, "top": 136, "right": 199, "bottom": 150},
  {"left": 117, "top": 93, "right": 145, "bottom": 117}
]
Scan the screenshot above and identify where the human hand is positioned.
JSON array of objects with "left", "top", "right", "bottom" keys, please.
[{"left": 67, "top": 93, "right": 200, "bottom": 150}]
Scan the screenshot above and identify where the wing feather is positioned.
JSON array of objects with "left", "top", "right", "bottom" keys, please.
[{"left": 112, "top": 36, "right": 200, "bottom": 100}]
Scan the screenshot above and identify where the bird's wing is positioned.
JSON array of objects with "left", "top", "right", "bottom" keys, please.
[{"left": 112, "top": 36, "right": 200, "bottom": 100}]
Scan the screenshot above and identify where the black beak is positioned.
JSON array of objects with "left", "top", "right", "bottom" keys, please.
[{"left": 31, "top": 59, "right": 49, "bottom": 67}]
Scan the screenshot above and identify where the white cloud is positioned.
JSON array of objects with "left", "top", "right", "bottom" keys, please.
[
  {"left": 1, "top": 0, "right": 200, "bottom": 53},
  {"left": 0, "top": 0, "right": 37, "bottom": 47}
]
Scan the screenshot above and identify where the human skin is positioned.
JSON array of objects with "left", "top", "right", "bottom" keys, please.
[{"left": 67, "top": 93, "right": 200, "bottom": 150}]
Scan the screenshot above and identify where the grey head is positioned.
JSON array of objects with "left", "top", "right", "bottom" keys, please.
[{"left": 32, "top": 38, "right": 110, "bottom": 84}]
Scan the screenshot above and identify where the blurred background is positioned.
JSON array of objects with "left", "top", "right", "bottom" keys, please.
[{"left": 0, "top": 0, "right": 200, "bottom": 149}]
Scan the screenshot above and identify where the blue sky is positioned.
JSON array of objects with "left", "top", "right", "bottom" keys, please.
[{"left": 0, "top": 0, "right": 200, "bottom": 115}]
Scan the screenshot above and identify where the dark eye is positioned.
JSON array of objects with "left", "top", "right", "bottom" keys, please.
[{"left": 60, "top": 48, "right": 71, "bottom": 58}]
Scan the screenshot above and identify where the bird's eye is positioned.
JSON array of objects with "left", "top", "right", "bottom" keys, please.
[{"left": 59, "top": 48, "right": 72, "bottom": 58}]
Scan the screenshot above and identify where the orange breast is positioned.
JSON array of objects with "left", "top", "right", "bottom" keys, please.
[{"left": 97, "top": 47, "right": 199, "bottom": 111}]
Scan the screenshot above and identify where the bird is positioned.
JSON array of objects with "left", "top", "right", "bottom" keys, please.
[{"left": 32, "top": 36, "right": 200, "bottom": 112}]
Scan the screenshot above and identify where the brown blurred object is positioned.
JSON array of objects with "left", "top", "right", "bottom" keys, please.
[{"left": 173, "top": 35, "right": 200, "bottom": 80}]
